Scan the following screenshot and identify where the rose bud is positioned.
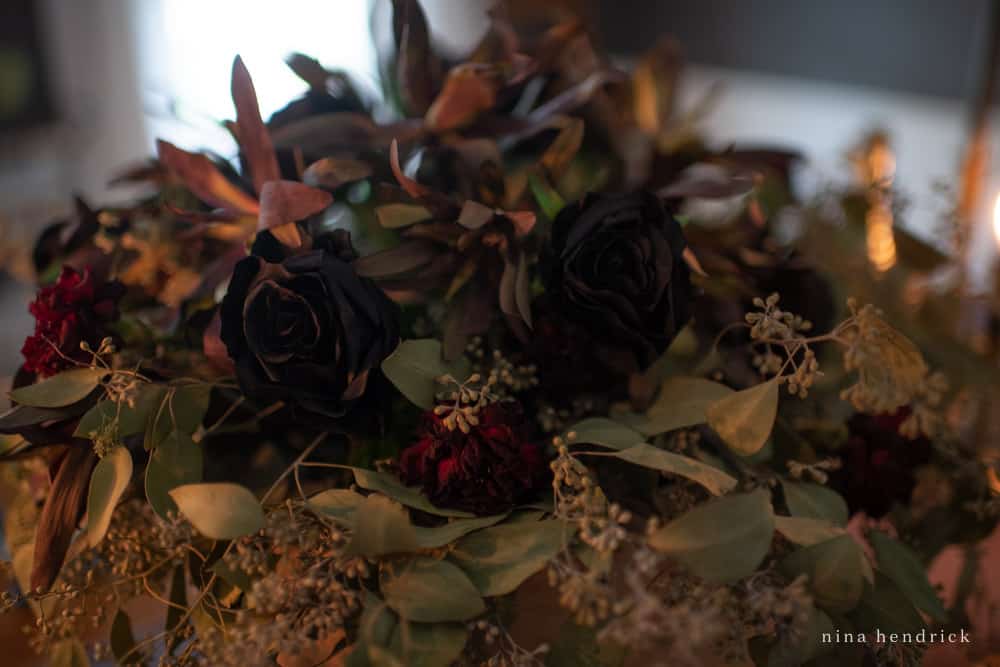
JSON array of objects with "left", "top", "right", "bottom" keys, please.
[
  {"left": 219, "top": 242, "right": 399, "bottom": 421},
  {"left": 543, "top": 191, "right": 693, "bottom": 375},
  {"left": 399, "top": 402, "right": 547, "bottom": 515},
  {"left": 21, "top": 266, "right": 125, "bottom": 378}
]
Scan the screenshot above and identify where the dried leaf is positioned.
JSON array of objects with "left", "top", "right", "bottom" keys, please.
[
  {"left": 31, "top": 446, "right": 98, "bottom": 591},
  {"left": 389, "top": 139, "right": 432, "bottom": 201},
  {"left": 457, "top": 200, "right": 495, "bottom": 230},
  {"left": 706, "top": 378, "right": 779, "bottom": 456},
  {"left": 392, "top": 0, "right": 440, "bottom": 115},
  {"left": 231, "top": 56, "right": 280, "bottom": 194},
  {"left": 157, "top": 140, "right": 259, "bottom": 214},
  {"left": 540, "top": 117, "right": 584, "bottom": 181},
  {"left": 514, "top": 251, "right": 532, "bottom": 328},
  {"left": 632, "top": 38, "right": 681, "bottom": 136},
  {"left": 284, "top": 52, "right": 330, "bottom": 91},
  {"left": 354, "top": 240, "right": 437, "bottom": 279},
  {"left": 84, "top": 447, "right": 133, "bottom": 548},
  {"left": 376, "top": 203, "right": 432, "bottom": 229},
  {"left": 170, "top": 482, "right": 265, "bottom": 540},
  {"left": 425, "top": 64, "right": 501, "bottom": 133},
  {"left": 270, "top": 112, "right": 379, "bottom": 153},
  {"left": 257, "top": 180, "right": 334, "bottom": 247},
  {"left": 303, "top": 157, "right": 372, "bottom": 190}
]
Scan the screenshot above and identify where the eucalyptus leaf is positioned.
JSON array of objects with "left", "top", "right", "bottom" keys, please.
[
  {"left": 9, "top": 367, "right": 106, "bottom": 408},
  {"left": 381, "top": 339, "right": 471, "bottom": 409},
  {"left": 449, "top": 519, "right": 568, "bottom": 596},
  {"left": 85, "top": 446, "right": 133, "bottom": 547},
  {"left": 618, "top": 376, "right": 734, "bottom": 436},
  {"left": 851, "top": 572, "right": 925, "bottom": 636},
  {"left": 145, "top": 430, "right": 203, "bottom": 519},
  {"left": 774, "top": 515, "right": 846, "bottom": 546},
  {"left": 348, "top": 494, "right": 418, "bottom": 556},
  {"left": 169, "top": 482, "right": 264, "bottom": 540},
  {"left": 413, "top": 514, "right": 507, "bottom": 549},
  {"left": 782, "top": 481, "right": 849, "bottom": 526},
  {"left": 768, "top": 606, "right": 834, "bottom": 667},
  {"left": 565, "top": 417, "right": 645, "bottom": 450},
  {"left": 649, "top": 489, "right": 775, "bottom": 583},
  {"left": 706, "top": 378, "right": 779, "bottom": 456},
  {"left": 780, "top": 535, "right": 872, "bottom": 613},
  {"left": 74, "top": 384, "right": 168, "bottom": 439},
  {"left": 582, "top": 444, "right": 736, "bottom": 496},
  {"left": 50, "top": 638, "right": 90, "bottom": 667},
  {"left": 349, "top": 596, "right": 467, "bottom": 667},
  {"left": 382, "top": 557, "right": 485, "bottom": 622},
  {"left": 352, "top": 468, "right": 473, "bottom": 518},
  {"left": 308, "top": 488, "right": 367, "bottom": 524},
  {"left": 869, "top": 530, "right": 947, "bottom": 621}
]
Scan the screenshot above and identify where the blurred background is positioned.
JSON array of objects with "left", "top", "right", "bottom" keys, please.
[{"left": 0, "top": 0, "right": 998, "bottom": 367}]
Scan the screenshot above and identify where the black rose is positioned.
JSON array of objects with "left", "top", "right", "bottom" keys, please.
[
  {"left": 543, "top": 191, "right": 693, "bottom": 374},
  {"left": 220, "top": 247, "right": 399, "bottom": 420}
]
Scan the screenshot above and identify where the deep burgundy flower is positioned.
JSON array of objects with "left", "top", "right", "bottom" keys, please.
[
  {"left": 827, "top": 409, "right": 933, "bottom": 518},
  {"left": 543, "top": 191, "right": 693, "bottom": 375},
  {"left": 21, "top": 266, "right": 124, "bottom": 377},
  {"left": 399, "top": 402, "right": 547, "bottom": 515},
  {"left": 219, "top": 244, "right": 399, "bottom": 421}
]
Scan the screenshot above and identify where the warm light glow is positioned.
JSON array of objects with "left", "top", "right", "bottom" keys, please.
[
  {"left": 992, "top": 191, "right": 1000, "bottom": 249},
  {"left": 866, "top": 201, "right": 897, "bottom": 273}
]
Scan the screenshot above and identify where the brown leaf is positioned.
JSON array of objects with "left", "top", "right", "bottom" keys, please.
[
  {"left": 270, "top": 113, "right": 380, "bottom": 153},
  {"left": 257, "top": 180, "right": 334, "bottom": 248},
  {"left": 284, "top": 52, "right": 330, "bottom": 91},
  {"left": 157, "top": 140, "right": 259, "bottom": 214},
  {"left": 303, "top": 157, "right": 372, "bottom": 190},
  {"left": 31, "top": 446, "right": 98, "bottom": 591},
  {"left": 425, "top": 64, "right": 501, "bottom": 132},
  {"left": 389, "top": 139, "right": 433, "bottom": 200},
  {"left": 457, "top": 200, "right": 495, "bottom": 230},
  {"left": 504, "top": 210, "right": 536, "bottom": 236},
  {"left": 276, "top": 629, "right": 347, "bottom": 667},
  {"left": 632, "top": 38, "right": 681, "bottom": 136},
  {"left": 499, "top": 257, "right": 517, "bottom": 320},
  {"left": 354, "top": 240, "right": 438, "bottom": 278},
  {"left": 376, "top": 203, "right": 432, "bottom": 229},
  {"left": 392, "top": 0, "right": 441, "bottom": 115},
  {"left": 540, "top": 116, "right": 584, "bottom": 181},
  {"left": 231, "top": 56, "right": 281, "bottom": 195},
  {"left": 443, "top": 283, "right": 493, "bottom": 360},
  {"left": 204, "top": 311, "right": 235, "bottom": 375}
]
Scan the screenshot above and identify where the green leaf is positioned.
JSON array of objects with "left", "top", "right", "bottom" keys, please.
[
  {"left": 565, "top": 417, "right": 645, "bottom": 450},
  {"left": 50, "top": 639, "right": 90, "bottom": 667},
  {"left": 308, "top": 488, "right": 367, "bottom": 524},
  {"left": 528, "top": 172, "right": 565, "bottom": 220},
  {"left": 414, "top": 514, "right": 507, "bottom": 549},
  {"left": 350, "top": 596, "right": 468, "bottom": 667},
  {"left": 376, "top": 203, "right": 432, "bottom": 228},
  {"left": 381, "top": 339, "right": 471, "bottom": 409},
  {"left": 111, "top": 609, "right": 141, "bottom": 665},
  {"left": 145, "top": 430, "right": 203, "bottom": 519},
  {"left": 768, "top": 606, "right": 834, "bottom": 667},
  {"left": 169, "top": 384, "right": 213, "bottom": 433},
  {"left": 165, "top": 566, "right": 187, "bottom": 651},
  {"left": 617, "top": 377, "right": 734, "bottom": 436},
  {"left": 74, "top": 384, "right": 168, "bottom": 439},
  {"left": 774, "top": 515, "right": 846, "bottom": 546},
  {"left": 449, "top": 519, "right": 568, "bottom": 596},
  {"left": 869, "top": 530, "right": 947, "bottom": 621},
  {"left": 352, "top": 468, "right": 474, "bottom": 518},
  {"left": 780, "top": 535, "right": 872, "bottom": 613},
  {"left": 169, "top": 482, "right": 264, "bottom": 540},
  {"left": 382, "top": 557, "right": 485, "bottom": 622},
  {"left": 348, "top": 494, "right": 418, "bottom": 556},
  {"left": 649, "top": 489, "right": 775, "bottom": 583},
  {"left": 851, "top": 572, "right": 925, "bottom": 635},
  {"left": 782, "top": 481, "right": 849, "bottom": 526},
  {"left": 583, "top": 443, "right": 736, "bottom": 496},
  {"left": 9, "top": 367, "right": 106, "bottom": 408},
  {"left": 85, "top": 446, "right": 133, "bottom": 547},
  {"left": 706, "top": 378, "right": 779, "bottom": 456}
]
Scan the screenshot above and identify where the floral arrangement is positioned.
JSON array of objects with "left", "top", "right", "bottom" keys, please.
[{"left": 0, "top": 3, "right": 994, "bottom": 667}]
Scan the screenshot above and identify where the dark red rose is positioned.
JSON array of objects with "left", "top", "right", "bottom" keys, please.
[
  {"left": 399, "top": 402, "right": 547, "bottom": 515},
  {"left": 827, "top": 409, "right": 932, "bottom": 518},
  {"left": 21, "top": 266, "right": 125, "bottom": 377},
  {"left": 219, "top": 245, "right": 399, "bottom": 421},
  {"left": 543, "top": 191, "right": 693, "bottom": 375}
]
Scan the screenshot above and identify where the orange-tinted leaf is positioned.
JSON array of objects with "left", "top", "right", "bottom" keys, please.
[
  {"left": 504, "top": 210, "right": 536, "bottom": 236},
  {"left": 540, "top": 117, "right": 584, "bottom": 181},
  {"left": 389, "top": 139, "right": 432, "bottom": 200},
  {"left": 231, "top": 56, "right": 281, "bottom": 195},
  {"left": 632, "top": 38, "right": 681, "bottom": 136},
  {"left": 392, "top": 0, "right": 440, "bottom": 115},
  {"left": 425, "top": 64, "right": 501, "bottom": 132},
  {"left": 303, "top": 157, "right": 372, "bottom": 190},
  {"left": 457, "top": 200, "right": 495, "bottom": 230},
  {"left": 257, "top": 180, "right": 333, "bottom": 248},
  {"left": 157, "top": 140, "right": 259, "bottom": 214}
]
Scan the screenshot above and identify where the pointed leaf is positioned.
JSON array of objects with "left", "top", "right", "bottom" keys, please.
[
  {"left": 111, "top": 609, "right": 141, "bottom": 665},
  {"left": 649, "top": 489, "right": 775, "bottom": 583},
  {"left": 157, "top": 140, "right": 259, "bottom": 214},
  {"left": 231, "top": 56, "right": 280, "bottom": 194},
  {"left": 169, "top": 482, "right": 264, "bottom": 540},
  {"left": 10, "top": 367, "right": 106, "bottom": 408},
  {"left": 528, "top": 172, "right": 565, "bottom": 220},
  {"left": 540, "top": 117, "right": 584, "bottom": 180},
  {"left": 869, "top": 530, "right": 947, "bottom": 621},
  {"left": 706, "top": 378, "right": 779, "bottom": 455},
  {"left": 514, "top": 251, "right": 532, "bottom": 327},
  {"left": 392, "top": 0, "right": 440, "bottom": 114},
  {"left": 257, "top": 179, "right": 333, "bottom": 247},
  {"left": 85, "top": 446, "right": 133, "bottom": 548},
  {"left": 351, "top": 467, "right": 473, "bottom": 518},
  {"left": 382, "top": 557, "right": 485, "bottom": 622},
  {"left": 592, "top": 444, "right": 737, "bottom": 496},
  {"left": 425, "top": 64, "right": 500, "bottom": 132},
  {"left": 565, "top": 417, "right": 644, "bottom": 450},
  {"left": 355, "top": 240, "right": 437, "bottom": 279}
]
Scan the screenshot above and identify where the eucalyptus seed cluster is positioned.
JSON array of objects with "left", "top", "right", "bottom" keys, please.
[
  {"left": 746, "top": 293, "right": 822, "bottom": 397},
  {"left": 468, "top": 619, "right": 550, "bottom": 667},
  {"left": 433, "top": 372, "right": 498, "bottom": 433},
  {"left": 786, "top": 458, "right": 842, "bottom": 484}
]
